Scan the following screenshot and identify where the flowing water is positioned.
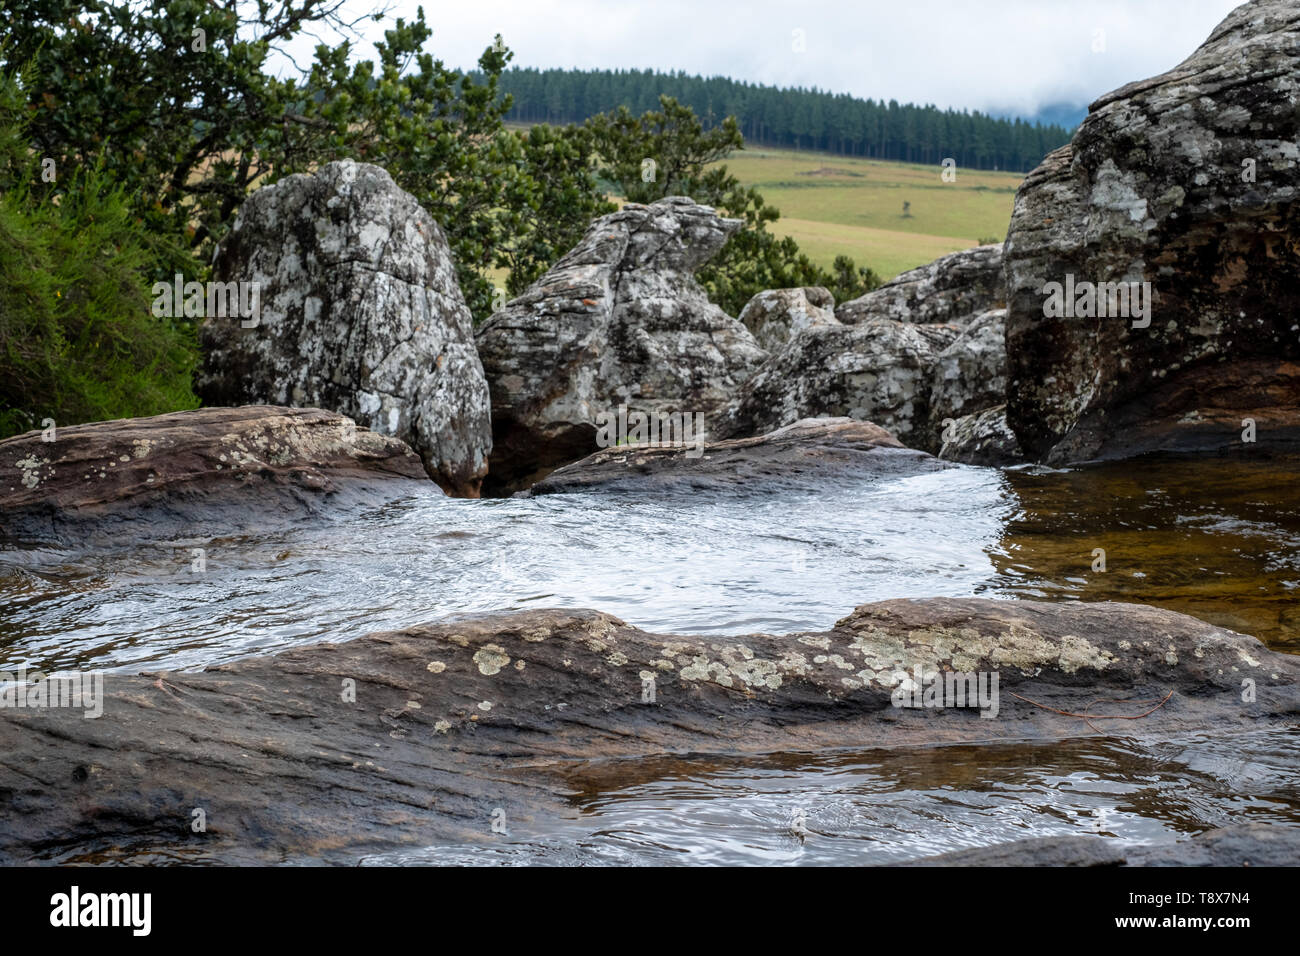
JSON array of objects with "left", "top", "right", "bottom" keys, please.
[{"left": 3, "top": 454, "right": 1299, "bottom": 863}]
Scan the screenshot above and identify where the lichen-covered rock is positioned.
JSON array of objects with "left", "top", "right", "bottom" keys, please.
[
  {"left": 196, "top": 161, "right": 492, "bottom": 496},
  {"left": 475, "top": 196, "right": 767, "bottom": 494},
  {"left": 715, "top": 320, "right": 958, "bottom": 445},
  {"left": 738, "top": 286, "right": 839, "bottom": 352},
  {"left": 836, "top": 243, "right": 1005, "bottom": 326},
  {"left": 1004, "top": 0, "right": 1300, "bottom": 463},
  {"left": 2, "top": 597, "right": 1294, "bottom": 863},
  {"left": 927, "top": 309, "right": 1009, "bottom": 443},
  {"left": 0, "top": 407, "right": 431, "bottom": 544},
  {"left": 936, "top": 405, "right": 1024, "bottom": 466},
  {"left": 526, "top": 417, "right": 947, "bottom": 495}
]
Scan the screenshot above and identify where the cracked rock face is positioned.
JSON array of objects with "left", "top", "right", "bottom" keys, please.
[
  {"left": 836, "top": 243, "right": 1005, "bottom": 327},
  {"left": 928, "top": 309, "right": 1009, "bottom": 444},
  {"left": 738, "top": 286, "right": 839, "bottom": 352},
  {"left": 196, "top": 161, "right": 492, "bottom": 496},
  {"left": 1004, "top": 0, "right": 1300, "bottom": 462},
  {"left": 475, "top": 196, "right": 768, "bottom": 494},
  {"left": 715, "top": 320, "right": 960, "bottom": 446}
]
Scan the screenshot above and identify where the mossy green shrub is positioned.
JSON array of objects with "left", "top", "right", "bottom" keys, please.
[{"left": 0, "top": 146, "right": 200, "bottom": 437}]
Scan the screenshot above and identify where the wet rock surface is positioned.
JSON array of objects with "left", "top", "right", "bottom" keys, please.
[
  {"left": 904, "top": 822, "right": 1300, "bottom": 867},
  {"left": 1004, "top": 0, "right": 1300, "bottom": 463},
  {"left": 196, "top": 161, "right": 492, "bottom": 495},
  {"left": 1, "top": 597, "right": 1294, "bottom": 864},
  {"left": 524, "top": 417, "right": 947, "bottom": 494},
  {"left": 475, "top": 196, "right": 767, "bottom": 495},
  {"left": 836, "top": 243, "right": 1005, "bottom": 327},
  {"left": 0, "top": 407, "right": 431, "bottom": 545}
]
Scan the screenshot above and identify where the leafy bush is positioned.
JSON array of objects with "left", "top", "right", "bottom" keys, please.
[{"left": 0, "top": 73, "right": 198, "bottom": 438}]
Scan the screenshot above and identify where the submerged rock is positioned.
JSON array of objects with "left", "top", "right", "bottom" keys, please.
[
  {"left": 1004, "top": 0, "right": 1300, "bottom": 463},
  {"left": 196, "top": 160, "right": 492, "bottom": 496},
  {"left": 525, "top": 417, "right": 946, "bottom": 495},
  {"left": 836, "top": 243, "right": 1005, "bottom": 327},
  {"left": 475, "top": 196, "right": 767, "bottom": 495},
  {"left": 1, "top": 597, "right": 1294, "bottom": 863},
  {"left": 0, "top": 407, "right": 430, "bottom": 544}
]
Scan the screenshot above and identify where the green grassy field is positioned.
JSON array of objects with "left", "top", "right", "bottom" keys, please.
[{"left": 714, "top": 147, "right": 1023, "bottom": 279}]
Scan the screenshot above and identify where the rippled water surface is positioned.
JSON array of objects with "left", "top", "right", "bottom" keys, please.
[{"left": 3, "top": 454, "right": 1299, "bottom": 864}]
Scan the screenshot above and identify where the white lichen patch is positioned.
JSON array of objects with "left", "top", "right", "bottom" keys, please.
[
  {"left": 434, "top": 720, "right": 451, "bottom": 734},
  {"left": 16, "top": 455, "right": 49, "bottom": 489},
  {"left": 477, "top": 700, "right": 493, "bottom": 711},
  {"left": 514, "top": 660, "right": 526, "bottom": 671},
  {"left": 798, "top": 635, "right": 831, "bottom": 650},
  {"left": 473, "top": 644, "right": 511, "bottom": 676},
  {"left": 607, "top": 651, "right": 629, "bottom": 666},
  {"left": 522, "top": 626, "right": 550, "bottom": 642},
  {"left": 426, "top": 661, "right": 446, "bottom": 674},
  {"left": 1165, "top": 644, "right": 1178, "bottom": 666}
]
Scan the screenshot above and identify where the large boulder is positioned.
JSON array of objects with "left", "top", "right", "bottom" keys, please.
[
  {"left": 738, "top": 286, "right": 839, "bottom": 352},
  {"left": 475, "top": 196, "right": 767, "bottom": 494},
  {"left": 715, "top": 320, "right": 959, "bottom": 445},
  {"left": 1004, "top": 0, "right": 1300, "bottom": 463},
  {"left": 0, "top": 407, "right": 430, "bottom": 544},
  {"left": 2, "top": 598, "right": 1295, "bottom": 863},
  {"left": 196, "top": 161, "right": 492, "bottom": 496},
  {"left": 836, "top": 243, "right": 1005, "bottom": 327}
]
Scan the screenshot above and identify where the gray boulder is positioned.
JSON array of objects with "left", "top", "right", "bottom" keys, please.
[
  {"left": 738, "top": 286, "right": 839, "bottom": 352},
  {"left": 1004, "top": 0, "right": 1300, "bottom": 462},
  {"left": 715, "top": 320, "right": 959, "bottom": 446},
  {"left": 836, "top": 243, "right": 1005, "bottom": 327},
  {"left": 197, "top": 160, "right": 492, "bottom": 496},
  {"left": 475, "top": 196, "right": 767, "bottom": 494}
]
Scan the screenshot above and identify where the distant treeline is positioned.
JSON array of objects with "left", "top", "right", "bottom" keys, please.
[{"left": 487, "top": 67, "right": 1074, "bottom": 173}]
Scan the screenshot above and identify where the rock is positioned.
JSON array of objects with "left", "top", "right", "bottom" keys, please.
[
  {"left": 738, "top": 286, "right": 839, "bottom": 352},
  {"left": 1, "top": 597, "right": 1294, "bottom": 863},
  {"left": 929, "top": 309, "right": 1008, "bottom": 427},
  {"left": 836, "top": 243, "right": 1005, "bottom": 327},
  {"left": 903, "top": 822, "right": 1300, "bottom": 867},
  {"left": 1003, "top": 0, "right": 1300, "bottom": 463},
  {"left": 0, "top": 407, "right": 430, "bottom": 545},
  {"left": 475, "top": 196, "right": 767, "bottom": 495},
  {"left": 525, "top": 417, "right": 948, "bottom": 495},
  {"left": 715, "top": 320, "right": 959, "bottom": 444},
  {"left": 936, "top": 405, "right": 1024, "bottom": 466},
  {"left": 196, "top": 160, "right": 492, "bottom": 496}
]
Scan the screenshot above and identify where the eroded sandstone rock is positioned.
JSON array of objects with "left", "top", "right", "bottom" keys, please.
[
  {"left": 0, "top": 406, "right": 430, "bottom": 544},
  {"left": 197, "top": 161, "right": 492, "bottom": 495},
  {"left": 1004, "top": 0, "right": 1300, "bottom": 462},
  {"left": 525, "top": 417, "right": 947, "bottom": 494},
  {"left": 1, "top": 597, "right": 1293, "bottom": 863}
]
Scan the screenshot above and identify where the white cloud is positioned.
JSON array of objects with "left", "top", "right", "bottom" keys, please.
[{"left": 278, "top": 0, "right": 1244, "bottom": 118}]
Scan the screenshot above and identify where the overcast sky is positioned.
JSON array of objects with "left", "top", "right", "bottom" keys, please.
[{"left": 285, "top": 0, "right": 1244, "bottom": 119}]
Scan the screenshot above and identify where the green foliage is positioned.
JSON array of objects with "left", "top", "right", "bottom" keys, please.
[
  {"left": 0, "top": 166, "right": 199, "bottom": 438},
  {"left": 588, "top": 96, "right": 880, "bottom": 316}
]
